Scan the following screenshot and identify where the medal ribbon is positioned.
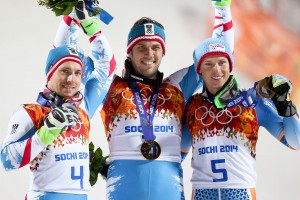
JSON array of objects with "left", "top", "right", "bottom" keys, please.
[
  {"left": 37, "top": 89, "right": 83, "bottom": 108},
  {"left": 226, "top": 82, "right": 258, "bottom": 108},
  {"left": 130, "top": 81, "right": 158, "bottom": 141}
]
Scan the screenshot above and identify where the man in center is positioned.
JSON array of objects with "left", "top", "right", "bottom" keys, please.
[{"left": 100, "top": 0, "right": 234, "bottom": 199}]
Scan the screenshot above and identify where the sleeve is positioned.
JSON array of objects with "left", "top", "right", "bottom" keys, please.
[
  {"left": 52, "top": 12, "right": 81, "bottom": 48},
  {"left": 166, "top": 65, "right": 203, "bottom": 102},
  {"left": 52, "top": 12, "right": 117, "bottom": 118},
  {"left": 256, "top": 98, "right": 300, "bottom": 150},
  {"left": 181, "top": 98, "right": 193, "bottom": 161},
  {"left": 82, "top": 33, "right": 116, "bottom": 118},
  {"left": 1, "top": 107, "right": 47, "bottom": 171},
  {"left": 167, "top": 4, "right": 234, "bottom": 102},
  {"left": 212, "top": 5, "right": 234, "bottom": 52}
]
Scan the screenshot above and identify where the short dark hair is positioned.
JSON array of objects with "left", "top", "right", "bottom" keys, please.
[{"left": 131, "top": 17, "right": 164, "bottom": 30}]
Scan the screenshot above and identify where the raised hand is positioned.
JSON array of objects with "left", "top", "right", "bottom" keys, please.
[
  {"left": 211, "top": 0, "right": 231, "bottom": 7},
  {"left": 74, "top": 0, "right": 101, "bottom": 36},
  {"left": 75, "top": 0, "right": 86, "bottom": 21},
  {"left": 265, "top": 74, "right": 297, "bottom": 117},
  {"left": 44, "top": 103, "right": 79, "bottom": 130},
  {"left": 80, "top": 17, "right": 102, "bottom": 36},
  {"left": 37, "top": 103, "right": 79, "bottom": 145}
]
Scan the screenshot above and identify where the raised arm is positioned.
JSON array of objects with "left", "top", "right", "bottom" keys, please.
[
  {"left": 52, "top": 6, "right": 116, "bottom": 118},
  {"left": 82, "top": 24, "right": 116, "bottom": 118},
  {"left": 256, "top": 99, "right": 300, "bottom": 149},
  {"left": 256, "top": 74, "right": 300, "bottom": 149},
  {"left": 212, "top": 0, "right": 234, "bottom": 52},
  {"left": 168, "top": 0, "right": 234, "bottom": 102}
]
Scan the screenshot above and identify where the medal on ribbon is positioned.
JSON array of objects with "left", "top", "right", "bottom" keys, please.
[
  {"left": 256, "top": 78, "right": 275, "bottom": 98},
  {"left": 141, "top": 140, "right": 161, "bottom": 160},
  {"left": 130, "top": 81, "right": 161, "bottom": 160}
]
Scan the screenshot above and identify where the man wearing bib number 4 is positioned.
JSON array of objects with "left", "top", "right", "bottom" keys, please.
[
  {"left": 182, "top": 34, "right": 300, "bottom": 200},
  {"left": 0, "top": 5, "right": 116, "bottom": 200}
]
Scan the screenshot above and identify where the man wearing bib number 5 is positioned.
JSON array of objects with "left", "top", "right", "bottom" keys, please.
[{"left": 182, "top": 37, "right": 300, "bottom": 199}]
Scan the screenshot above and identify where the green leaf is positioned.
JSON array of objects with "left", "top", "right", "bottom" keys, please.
[
  {"left": 89, "top": 142, "right": 107, "bottom": 186},
  {"left": 90, "top": 170, "right": 96, "bottom": 179},
  {"left": 89, "top": 172, "right": 98, "bottom": 186},
  {"left": 91, "top": 157, "right": 102, "bottom": 171},
  {"left": 94, "top": 147, "right": 103, "bottom": 158},
  {"left": 89, "top": 142, "right": 95, "bottom": 152},
  {"left": 52, "top": 6, "right": 64, "bottom": 16}
]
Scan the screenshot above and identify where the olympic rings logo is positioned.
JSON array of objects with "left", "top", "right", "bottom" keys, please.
[
  {"left": 122, "top": 86, "right": 172, "bottom": 106},
  {"left": 194, "top": 105, "right": 242, "bottom": 126},
  {"left": 70, "top": 118, "right": 84, "bottom": 132}
]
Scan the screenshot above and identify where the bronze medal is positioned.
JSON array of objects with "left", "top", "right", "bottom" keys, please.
[
  {"left": 141, "top": 140, "right": 161, "bottom": 160},
  {"left": 256, "top": 79, "right": 275, "bottom": 98}
]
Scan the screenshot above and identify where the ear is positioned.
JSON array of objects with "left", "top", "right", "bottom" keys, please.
[
  {"left": 198, "top": 67, "right": 202, "bottom": 75},
  {"left": 128, "top": 51, "right": 133, "bottom": 59},
  {"left": 46, "top": 80, "right": 54, "bottom": 92}
]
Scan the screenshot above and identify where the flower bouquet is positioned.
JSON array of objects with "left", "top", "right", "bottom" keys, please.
[
  {"left": 37, "top": 0, "right": 80, "bottom": 16},
  {"left": 89, "top": 142, "right": 110, "bottom": 185},
  {"left": 37, "top": 0, "right": 113, "bottom": 24}
]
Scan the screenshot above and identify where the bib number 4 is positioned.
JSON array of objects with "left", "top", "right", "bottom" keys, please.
[{"left": 71, "top": 166, "right": 84, "bottom": 189}]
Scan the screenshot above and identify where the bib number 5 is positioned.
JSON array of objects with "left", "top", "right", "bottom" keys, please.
[{"left": 211, "top": 159, "right": 228, "bottom": 182}]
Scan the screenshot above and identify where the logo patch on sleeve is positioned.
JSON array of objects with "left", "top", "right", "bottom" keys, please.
[{"left": 10, "top": 124, "right": 19, "bottom": 134}]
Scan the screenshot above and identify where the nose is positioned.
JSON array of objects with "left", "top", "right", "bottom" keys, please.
[
  {"left": 145, "top": 47, "right": 154, "bottom": 55},
  {"left": 67, "top": 73, "right": 74, "bottom": 82},
  {"left": 212, "top": 63, "right": 222, "bottom": 72}
]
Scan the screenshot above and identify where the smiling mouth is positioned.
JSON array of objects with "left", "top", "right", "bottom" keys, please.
[
  {"left": 62, "top": 85, "right": 76, "bottom": 90},
  {"left": 142, "top": 60, "right": 155, "bottom": 65},
  {"left": 212, "top": 76, "right": 223, "bottom": 80}
]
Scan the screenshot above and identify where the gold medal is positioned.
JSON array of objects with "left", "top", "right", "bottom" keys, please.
[
  {"left": 141, "top": 140, "right": 161, "bottom": 160},
  {"left": 256, "top": 78, "right": 275, "bottom": 98}
]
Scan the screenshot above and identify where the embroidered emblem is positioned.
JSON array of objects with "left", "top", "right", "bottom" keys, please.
[
  {"left": 10, "top": 124, "right": 19, "bottom": 134},
  {"left": 144, "top": 23, "right": 154, "bottom": 35}
]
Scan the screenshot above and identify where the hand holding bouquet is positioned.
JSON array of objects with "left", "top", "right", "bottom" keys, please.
[
  {"left": 37, "top": 0, "right": 79, "bottom": 16},
  {"left": 37, "top": 0, "right": 113, "bottom": 24}
]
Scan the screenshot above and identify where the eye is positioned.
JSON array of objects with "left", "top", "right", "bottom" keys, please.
[
  {"left": 62, "top": 69, "right": 69, "bottom": 74},
  {"left": 219, "top": 60, "right": 226, "bottom": 65},
  {"left": 75, "top": 71, "right": 82, "bottom": 76},
  {"left": 136, "top": 45, "right": 145, "bottom": 51},
  {"left": 204, "top": 62, "right": 214, "bottom": 67},
  {"left": 153, "top": 45, "right": 162, "bottom": 51}
]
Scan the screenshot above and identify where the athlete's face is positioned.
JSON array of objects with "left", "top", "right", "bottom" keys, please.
[
  {"left": 47, "top": 61, "right": 82, "bottom": 98},
  {"left": 199, "top": 55, "right": 230, "bottom": 95},
  {"left": 129, "top": 41, "right": 164, "bottom": 79}
]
